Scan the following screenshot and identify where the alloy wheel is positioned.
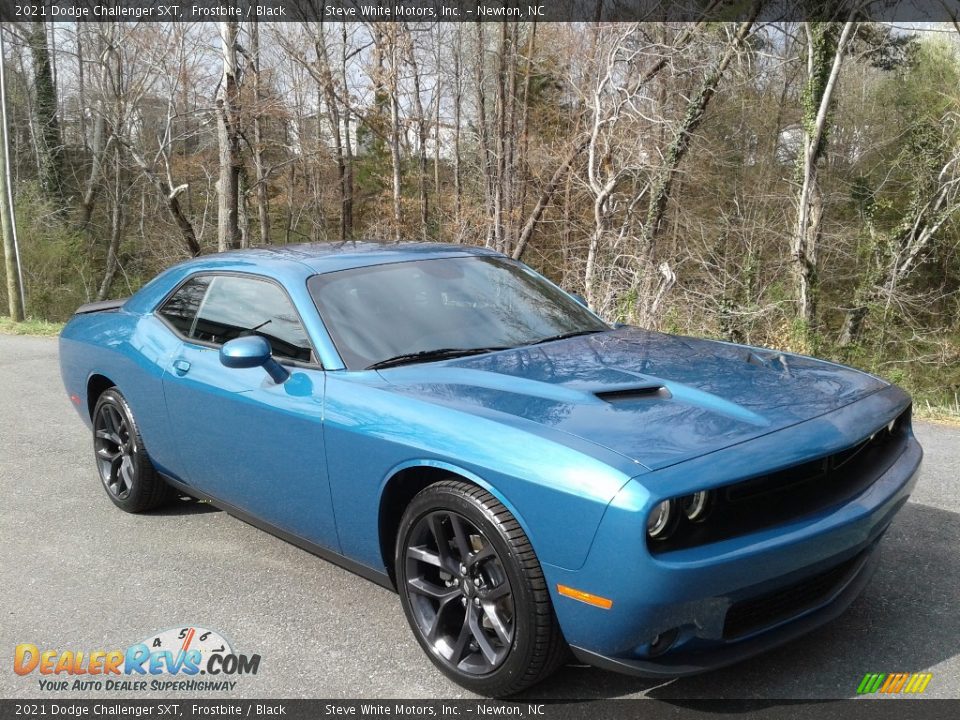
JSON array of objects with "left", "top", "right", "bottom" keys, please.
[
  {"left": 94, "top": 402, "right": 135, "bottom": 500},
  {"left": 403, "top": 510, "right": 515, "bottom": 675}
]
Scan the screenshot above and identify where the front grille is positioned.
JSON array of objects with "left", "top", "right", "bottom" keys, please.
[
  {"left": 649, "top": 408, "right": 910, "bottom": 553},
  {"left": 723, "top": 551, "right": 865, "bottom": 639}
]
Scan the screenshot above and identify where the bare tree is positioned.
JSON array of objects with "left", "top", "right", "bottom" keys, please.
[
  {"left": 401, "top": 24, "right": 430, "bottom": 240},
  {"left": 452, "top": 24, "right": 464, "bottom": 239},
  {"left": 632, "top": 15, "right": 759, "bottom": 325},
  {"left": 0, "top": 24, "right": 23, "bottom": 320},
  {"left": 96, "top": 140, "right": 124, "bottom": 300},
  {"left": 78, "top": 25, "right": 113, "bottom": 229},
  {"left": 316, "top": 22, "right": 351, "bottom": 241},
  {"left": 839, "top": 150, "right": 960, "bottom": 345},
  {"left": 249, "top": 21, "right": 271, "bottom": 245},
  {"left": 216, "top": 21, "right": 242, "bottom": 252},
  {"left": 792, "top": 20, "right": 856, "bottom": 337},
  {"left": 26, "top": 20, "right": 65, "bottom": 211},
  {"left": 385, "top": 27, "right": 403, "bottom": 242}
]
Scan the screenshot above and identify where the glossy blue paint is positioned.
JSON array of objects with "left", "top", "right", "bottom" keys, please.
[
  {"left": 59, "top": 242, "right": 922, "bottom": 678},
  {"left": 220, "top": 335, "right": 272, "bottom": 367},
  {"left": 220, "top": 336, "right": 290, "bottom": 383}
]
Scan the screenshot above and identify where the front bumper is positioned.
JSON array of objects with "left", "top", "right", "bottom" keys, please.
[
  {"left": 544, "top": 386, "right": 921, "bottom": 677},
  {"left": 569, "top": 534, "right": 882, "bottom": 676}
]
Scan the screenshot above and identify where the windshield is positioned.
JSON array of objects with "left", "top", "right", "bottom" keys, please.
[{"left": 307, "top": 256, "right": 609, "bottom": 370}]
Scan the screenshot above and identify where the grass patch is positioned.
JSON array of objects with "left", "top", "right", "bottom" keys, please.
[
  {"left": 0, "top": 316, "right": 64, "bottom": 337},
  {"left": 913, "top": 393, "right": 960, "bottom": 427}
]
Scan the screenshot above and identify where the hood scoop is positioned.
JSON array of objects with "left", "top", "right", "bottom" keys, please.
[
  {"left": 746, "top": 350, "right": 791, "bottom": 375},
  {"left": 594, "top": 384, "right": 671, "bottom": 402}
]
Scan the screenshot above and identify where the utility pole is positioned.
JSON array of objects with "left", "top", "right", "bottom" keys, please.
[{"left": 0, "top": 23, "right": 25, "bottom": 321}]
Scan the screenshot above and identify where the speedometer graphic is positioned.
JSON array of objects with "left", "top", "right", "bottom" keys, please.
[{"left": 140, "top": 626, "right": 233, "bottom": 670}]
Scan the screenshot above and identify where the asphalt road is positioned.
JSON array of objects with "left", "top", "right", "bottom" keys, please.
[{"left": 1, "top": 333, "right": 957, "bottom": 701}]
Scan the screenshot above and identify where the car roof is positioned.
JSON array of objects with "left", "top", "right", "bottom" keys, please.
[{"left": 214, "top": 241, "right": 503, "bottom": 274}]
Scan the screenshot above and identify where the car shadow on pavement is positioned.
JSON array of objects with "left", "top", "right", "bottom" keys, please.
[
  {"left": 519, "top": 501, "right": 958, "bottom": 701},
  {"left": 147, "top": 494, "right": 221, "bottom": 516}
]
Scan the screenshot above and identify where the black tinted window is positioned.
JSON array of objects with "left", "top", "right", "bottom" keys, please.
[
  {"left": 308, "top": 256, "right": 608, "bottom": 370},
  {"left": 158, "top": 276, "right": 211, "bottom": 336},
  {"left": 191, "top": 276, "right": 313, "bottom": 363}
]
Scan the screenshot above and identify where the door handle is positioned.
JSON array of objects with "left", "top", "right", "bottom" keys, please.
[{"left": 173, "top": 359, "right": 191, "bottom": 376}]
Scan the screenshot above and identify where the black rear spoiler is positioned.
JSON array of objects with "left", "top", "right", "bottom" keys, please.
[{"left": 74, "top": 298, "right": 128, "bottom": 315}]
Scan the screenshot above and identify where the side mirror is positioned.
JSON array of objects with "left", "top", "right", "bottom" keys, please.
[
  {"left": 220, "top": 336, "right": 289, "bottom": 384},
  {"left": 570, "top": 293, "right": 588, "bottom": 308}
]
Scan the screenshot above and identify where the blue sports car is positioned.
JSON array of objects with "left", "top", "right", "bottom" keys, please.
[{"left": 59, "top": 243, "right": 922, "bottom": 696}]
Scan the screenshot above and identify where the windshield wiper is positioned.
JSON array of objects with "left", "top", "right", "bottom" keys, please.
[
  {"left": 525, "top": 328, "right": 607, "bottom": 346},
  {"left": 366, "top": 347, "right": 509, "bottom": 370},
  {"left": 367, "top": 330, "right": 606, "bottom": 369}
]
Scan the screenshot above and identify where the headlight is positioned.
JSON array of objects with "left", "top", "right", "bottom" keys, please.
[
  {"left": 646, "top": 500, "right": 675, "bottom": 539},
  {"left": 681, "top": 491, "right": 711, "bottom": 522}
]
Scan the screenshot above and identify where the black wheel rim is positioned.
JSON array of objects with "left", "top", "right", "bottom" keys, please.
[
  {"left": 404, "top": 510, "right": 515, "bottom": 676},
  {"left": 94, "top": 402, "right": 135, "bottom": 500}
]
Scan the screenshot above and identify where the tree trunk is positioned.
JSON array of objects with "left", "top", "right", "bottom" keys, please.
[
  {"left": 250, "top": 22, "right": 270, "bottom": 245},
  {"left": 452, "top": 25, "right": 463, "bottom": 240},
  {"left": 341, "top": 22, "right": 354, "bottom": 239},
  {"left": 27, "top": 20, "right": 65, "bottom": 212},
  {"left": 513, "top": 139, "right": 587, "bottom": 261},
  {"left": 216, "top": 21, "right": 242, "bottom": 252},
  {"left": 75, "top": 22, "right": 87, "bottom": 153},
  {"left": 400, "top": 25, "right": 429, "bottom": 240},
  {"left": 96, "top": 146, "right": 123, "bottom": 301},
  {"left": 238, "top": 167, "right": 250, "bottom": 248},
  {"left": 433, "top": 60, "right": 441, "bottom": 239},
  {"left": 387, "top": 29, "right": 403, "bottom": 242},
  {"left": 513, "top": 22, "right": 537, "bottom": 252},
  {"left": 474, "top": 25, "right": 495, "bottom": 248},
  {"left": 121, "top": 140, "right": 201, "bottom": 257},
  {"left": 0, "top": 29, "right": 24, "bottom": 320},
  {"left": 792, "top": 20, "right": 855, "bottom": 336},
  {"left": 493, "top": 22, "right": 509, "bottom": 253},
  {"left": 79, "top": 27, "right": 112, "bottom": 229}
]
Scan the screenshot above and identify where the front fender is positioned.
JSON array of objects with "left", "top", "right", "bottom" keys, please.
[{"left": 323, "top": 372, "right": 637, "bottom": 572}]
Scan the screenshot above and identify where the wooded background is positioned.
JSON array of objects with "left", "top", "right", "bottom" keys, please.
[{"left": 1, "top": 16, "right": 959, "bottom": 416}]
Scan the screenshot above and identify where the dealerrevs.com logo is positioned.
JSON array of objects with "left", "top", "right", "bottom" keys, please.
[{"left": 14, "top": 626, "right": 261, "bottom": 693}]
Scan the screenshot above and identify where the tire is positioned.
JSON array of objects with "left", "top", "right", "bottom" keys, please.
[
  {"left": 395, "top": 480, "right": 567, "bottom": 696},
  {"left": 92, "top": 388, "right": 172, "bottom": 513}
]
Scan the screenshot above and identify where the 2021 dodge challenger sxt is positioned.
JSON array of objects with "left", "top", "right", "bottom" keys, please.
[{"left": 59, "top": 242, "right": 922, "bottom": 696}]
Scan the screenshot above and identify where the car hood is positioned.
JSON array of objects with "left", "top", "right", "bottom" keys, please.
[{"left": 378, "top": 327, "right": 887, "bottom": 470}]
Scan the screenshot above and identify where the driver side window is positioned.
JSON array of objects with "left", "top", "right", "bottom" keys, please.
[{"left": 158, "top": 274, "right": 314, "bottom": 364}]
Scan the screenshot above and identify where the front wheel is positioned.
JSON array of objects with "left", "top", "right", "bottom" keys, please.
[
  {"left": 395, "top": 480, "right": 566, "bottom": 696},
  {"left": 92, "top": 388, "right": 172, "bottom": 513}
]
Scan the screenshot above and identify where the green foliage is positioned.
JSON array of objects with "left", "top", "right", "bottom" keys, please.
[
  {"left": 0, "top": 315, "right": 63, "bottom": 336},
  {"left": 800, "top": 23, "right": 842, "bottom": 143},
  {"left": 661, "top": 307, "right": 685, "bottom": 337},
  {"left": 852, "top": 23, "right": 918, "bottom": 71},
  {"left": 353, "top": 85, "right": 392, "bottom": 210},
  {"left": 3, "top": 183, "right": 93, "bottom": 322}
]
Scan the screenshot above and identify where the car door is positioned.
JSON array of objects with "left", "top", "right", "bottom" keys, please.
[{"left": 157, "top": 272, "right": 339, "bottom": 552}]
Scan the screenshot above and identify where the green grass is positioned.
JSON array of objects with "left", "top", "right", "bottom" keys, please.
[{"left": 0, "top": 316, "right": 64, "bottom": 337}]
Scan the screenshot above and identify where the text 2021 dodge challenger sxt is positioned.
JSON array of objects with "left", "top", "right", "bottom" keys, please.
[{"left": 59, "top": 243, "right": 922, "bottom": 695}]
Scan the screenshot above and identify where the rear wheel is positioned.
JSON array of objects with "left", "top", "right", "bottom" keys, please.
[
  {"left": 92, "top": 388, "right": 172, "bottom": 512},
  {"left": 396, "top": 480, "right": 566, "bottom": 696}
]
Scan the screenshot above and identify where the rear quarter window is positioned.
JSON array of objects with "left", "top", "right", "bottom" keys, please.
[{"left": 157, "top": 276, "right": 212, "bottom": 336}]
